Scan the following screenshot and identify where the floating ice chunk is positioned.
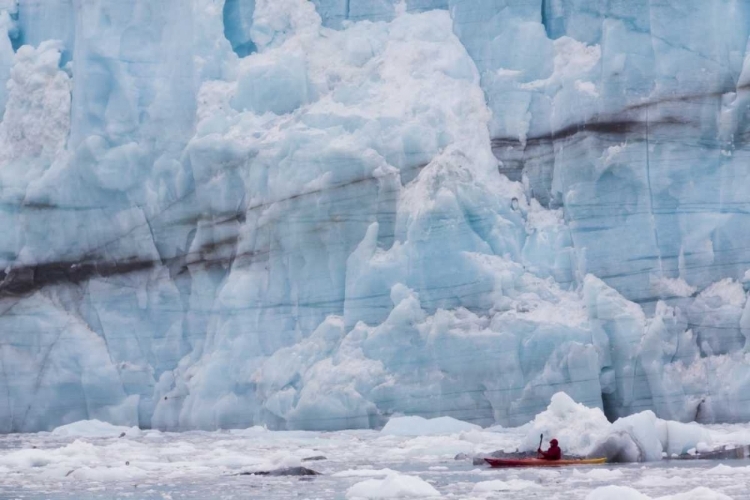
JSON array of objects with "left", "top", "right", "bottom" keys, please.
[
  {"left": 395, "top": 436, "right": 475, "bottom": 458},
  {"left": 586, "top": 486, "right": 730, "bottom": 500},
  {"left": 66, "top": 465, "right": 148, "bottom": 482},
  {"left": 50, "top": 420, "right": 142, "bottom": 439},
  {"left": 571, "top": 468, "right": 624, "bottom": 481},
  {"left": 590, "top": 431, "right": 649, "bottom": 463},
  {"left": 0, "top": 448, "right": 54, "bottom": 468},
  {"left": 227, "top": 426, "right": 268, "bottom": 436},
  {"left": 634, "top": 475, "right": 686, "bottom": 488},
  {"left": 703, "top": 464, "right": 750, "bottom": 476},
  {"left": 346, "top": 472, "right": 441, "bottom": 498},
  {"left": 591, "top": 411, "right": 713, "bottom": 462},
  {"left": 585, "top": 486, "right": 651, "bottom": 500},
  {"left": 663, "top": 488, "right": 733, "bottom": 500},
  {"left": 242, "top": 451, "right": 302, "bottom": 473},
  {"left": 655, "top": 419, "right": 713, "bottom": 456},
  {"left": 472, "top": 479, "right": 541, "bottom": 492},
  {"left": 609, "top": 411, "right": 663, "bottom": 462},
  {"left": 334, "top": 468, "right": 398, "bottom": 477},
  {"left": 380, "top": 416, "right": 481, "bottom": 436}
]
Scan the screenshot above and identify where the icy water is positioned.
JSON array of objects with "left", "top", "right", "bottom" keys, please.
[{"left": 2, "top": 425, "right": 750, "bottom": 499}]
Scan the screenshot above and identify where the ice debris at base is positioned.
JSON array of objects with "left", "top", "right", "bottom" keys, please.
[
  {"left": 50, "top": 420, "right": 142, "bottom": 439},
  {"left": 2, "top": 422, "right": 748, "bottom": 500},
  {"left": 1, "top": 0, "right": 750, "bottom": 432},
  {"left": 380, "top": 416, "right": 481, "bottom": 436},
  {"left": 522, "top": 393, "right": 713, "bottom": 462}
]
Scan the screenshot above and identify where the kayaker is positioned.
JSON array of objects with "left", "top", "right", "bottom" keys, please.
[{"left": 537, "top": 438, "right": 562, "bottom": 461}]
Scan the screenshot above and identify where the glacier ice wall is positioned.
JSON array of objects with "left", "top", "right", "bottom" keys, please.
[{"left": 1, "top": 0, "right": 750, "bottom": 432}]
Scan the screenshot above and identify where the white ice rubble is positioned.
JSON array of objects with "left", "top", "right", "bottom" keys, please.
[{"left": 1, "top": 402, "right": 749, "bottom": 499}]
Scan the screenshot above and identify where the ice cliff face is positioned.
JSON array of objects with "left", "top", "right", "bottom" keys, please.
[{"left": 1, "top": 0, "right": 750, "bottom": 432}]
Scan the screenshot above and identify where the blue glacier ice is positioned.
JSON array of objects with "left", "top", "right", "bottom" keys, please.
[{"left": 1, "top": 0, "right": 750, "bottom": 433}]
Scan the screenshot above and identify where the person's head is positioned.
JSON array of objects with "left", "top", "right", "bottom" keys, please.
[{"left": 550, "top": 439, "right": 558, "bottom": 447}]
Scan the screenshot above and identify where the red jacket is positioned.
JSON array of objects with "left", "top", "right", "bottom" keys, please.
[{"left": 538, "top": 444, "right": 561, "bottom": 461}]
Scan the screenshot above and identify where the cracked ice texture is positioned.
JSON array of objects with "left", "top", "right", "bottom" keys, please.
[
  {"left": 451, "top": 0, "right": 750, "bottom": 303},
  {"left": 1, "top": 0, "right": 750, "bottom": 432}
]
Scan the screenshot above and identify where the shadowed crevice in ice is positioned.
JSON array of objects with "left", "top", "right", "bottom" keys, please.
[{"left": 223, "top": 0, "right": 257, "bottom": 58}]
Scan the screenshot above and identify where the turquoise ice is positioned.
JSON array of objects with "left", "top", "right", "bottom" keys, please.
[{"left": 0, "top": 0, "right": 749, "bottom": 432}]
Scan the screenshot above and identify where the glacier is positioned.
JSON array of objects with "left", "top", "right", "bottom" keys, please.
[{"left": 1, "top": 0, "right": 750, "bottom": 433}]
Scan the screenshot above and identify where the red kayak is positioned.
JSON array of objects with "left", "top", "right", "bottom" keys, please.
[{"left": 485, "top": 457, "right": 607, "bottom": 468}]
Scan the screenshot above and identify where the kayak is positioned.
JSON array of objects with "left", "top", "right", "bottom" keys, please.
[{"left": 485, "top": 457, "right": 607, "bottom": 468}]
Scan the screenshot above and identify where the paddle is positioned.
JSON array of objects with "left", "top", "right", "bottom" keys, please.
[{"left": 538, "top": 434, "right": 543, "bottom": 456}]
